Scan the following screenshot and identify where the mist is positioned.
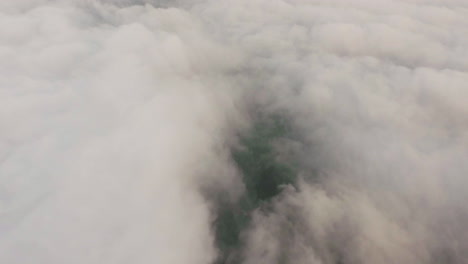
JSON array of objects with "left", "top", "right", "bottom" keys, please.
[{"left": 1, "top": 0, "right": 468, "bottom": 263}]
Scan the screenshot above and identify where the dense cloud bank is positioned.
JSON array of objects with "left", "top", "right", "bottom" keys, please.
[{"left": 1, "top": 0, "right": 468, "bottom": 263}]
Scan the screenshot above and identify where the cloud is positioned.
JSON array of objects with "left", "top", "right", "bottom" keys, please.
[
  {"left": 1, "top": 0, "right": 468, "bottom": 263},
  {"left": 0, "top": 2, "right": 244, "bottom": 263}
]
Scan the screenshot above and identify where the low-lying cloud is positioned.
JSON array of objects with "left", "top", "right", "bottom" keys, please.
[{"left": 1, "top": 0, "right": 468, "bottom": 263}]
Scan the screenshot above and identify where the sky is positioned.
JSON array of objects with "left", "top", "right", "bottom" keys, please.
[{"left": 1, "top": 0, "right": 468, "bottom": 263}]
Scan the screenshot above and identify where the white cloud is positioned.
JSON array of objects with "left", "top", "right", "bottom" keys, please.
[{"left": 1, "top": 0, "right": 468, "bottom": 263}]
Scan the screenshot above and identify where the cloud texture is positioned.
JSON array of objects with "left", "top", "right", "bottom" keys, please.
[{"left": 1, "top": 0, "right": 468, "bottom": 263}]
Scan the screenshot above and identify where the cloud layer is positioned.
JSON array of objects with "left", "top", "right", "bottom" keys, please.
[{"left": 1, "top": 0, "right": 468, "bottom": 263}]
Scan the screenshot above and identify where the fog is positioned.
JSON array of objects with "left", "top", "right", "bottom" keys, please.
[{"left": 1, "top": 0, "right": 468, "bottom": 263}]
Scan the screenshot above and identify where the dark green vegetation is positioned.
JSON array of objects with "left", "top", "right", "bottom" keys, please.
[{"left": 213, "top": 114, "right": 298, "bottom": 264}]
